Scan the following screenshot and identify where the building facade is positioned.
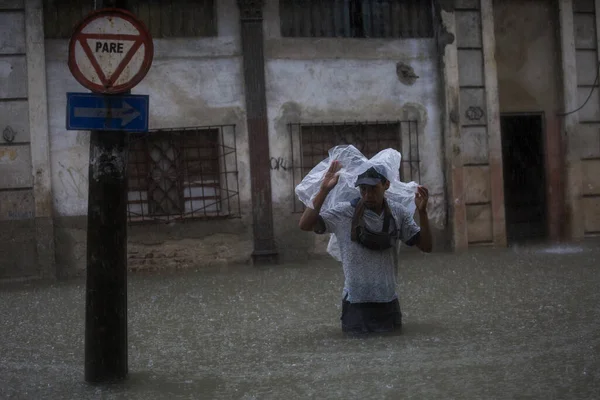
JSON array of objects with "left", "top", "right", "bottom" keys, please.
[{"left": 0, "top": 0, "right": 599, "bottom": 279}]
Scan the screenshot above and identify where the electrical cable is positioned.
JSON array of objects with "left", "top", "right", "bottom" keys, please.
[{"left": 557, "top": 62, "right": 600, "bottom": 117}]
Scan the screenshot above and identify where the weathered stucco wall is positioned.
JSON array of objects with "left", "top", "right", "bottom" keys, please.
[
  {"left": 493, "top": 0, "right": 564, "bottom": 240},
  {"left": 0, "top": 2, "right": 33, "bottom": 279},
  {"left": 262, "top": 0, "right": 447, "bottom": 258},
  {"left": 41, "top": 0, "right": 446, "bottom": 275},
  {"left": 571, "top": 0, "right": 600, "bottom": 235},
  {"left": 453, "top": 0, "right": 506, "bottom": 247},
  {"left": 494, "top": 0, "right": 561, "bottom": 113},
  {"left": 45, "top": 0, "right": 254, "bottom": 276}
]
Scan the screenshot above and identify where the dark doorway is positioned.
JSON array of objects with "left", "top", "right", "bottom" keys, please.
[{"left": 500, "top": 114, "right": 548, "bottom": 244}]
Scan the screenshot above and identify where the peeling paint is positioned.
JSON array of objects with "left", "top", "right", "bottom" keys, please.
[
  {"left": 0, "top": 61, "right": 13, "bottom": 78},
  {"left": 0, "top": 149, "right": 17, "bottom": 162},
  {"left": 396, "top": 62, "right": 420, "bottom": 85},
  {"left": 439, "top": 10, "right": 457, "bottom": 49},
  {"left": 89, "top": 147, "right": 126, "bottom": 181}
]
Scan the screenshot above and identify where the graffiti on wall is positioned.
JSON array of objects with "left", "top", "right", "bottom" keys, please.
[
  {"left": 3, "top": 126, "right": 16, "bottom": 143},
  {"left": 7, "top": 211, "right": 34, "bottom": 220},
  {"left": 58, "top": 162, "right": 88, "bottom": 199},
  {"left": 270, "top": 157, "right": 291, "bottom": 171},
  {"left": 465, "top": 106, "right": 485, "bottom": 121}
]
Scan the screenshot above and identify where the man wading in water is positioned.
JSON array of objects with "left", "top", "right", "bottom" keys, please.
[{"left": 298, "top": 161, "right": 432, "bottom": 334}]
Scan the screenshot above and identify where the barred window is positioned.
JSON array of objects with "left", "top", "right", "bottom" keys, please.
[
  {"left": 43, "top": 0, "right": 216, "bottom": 39},
  {"left": 289, "top": 121, "right": 420, "bottom": 212},
  {"left": 279, "top": 0, "right": 433, "bottom": 38},
  {"left": 127, "top": 126, "right": 240, "bottom": 223}
]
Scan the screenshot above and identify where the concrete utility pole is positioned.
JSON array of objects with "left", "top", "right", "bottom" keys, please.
[{"left": 84, "top": 0, "right": 130, "bottom": 384}]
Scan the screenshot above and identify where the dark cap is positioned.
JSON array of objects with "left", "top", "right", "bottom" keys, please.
[{"left": 355, "top": 167, "right": 388, "bottom": 187}]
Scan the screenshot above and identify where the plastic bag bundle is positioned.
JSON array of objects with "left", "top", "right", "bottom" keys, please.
[{"left": 295, "top": 145, "right": 420, "bottom": 261}]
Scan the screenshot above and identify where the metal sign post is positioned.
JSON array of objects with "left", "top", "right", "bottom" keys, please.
[{"left": 66, "top": 4, "right": 153, "bottom": 384}]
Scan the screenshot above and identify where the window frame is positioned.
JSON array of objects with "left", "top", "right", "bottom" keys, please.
[
  {"left": 289, "top": 120, "right": 421, "bottom": 213},
  {"left": 279, "top": 0, "right": 435, "bottom": 39},
  {"left": 42, "top": 0, "right": 218, "bottom": 39},
  {"left": 127, "top": 125, "right": 240, "bottom": 224}
]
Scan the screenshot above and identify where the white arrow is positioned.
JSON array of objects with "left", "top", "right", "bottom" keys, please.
[{"left": 74, "top": 101, "right": 141, "bottom": 127}]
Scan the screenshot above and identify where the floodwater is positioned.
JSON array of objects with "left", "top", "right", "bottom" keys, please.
[{"left": 1, "top": 241, "right": 600, "bottom": 399}]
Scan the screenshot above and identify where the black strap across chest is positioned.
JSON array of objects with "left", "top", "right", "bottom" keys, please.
[{"left": 350, "top": 198, "right": 393, "bottom": 243}]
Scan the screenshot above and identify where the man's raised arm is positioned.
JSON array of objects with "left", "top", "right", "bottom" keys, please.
[{"left": 298, "top": 161, "right": 341, "bottom": 232}]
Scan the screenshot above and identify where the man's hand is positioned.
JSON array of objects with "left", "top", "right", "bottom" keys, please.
[
  {"left": 320, "top": 160, "right": 342, "bottom": 192},
  {"left": 414, "top": 185, "right": 432, "bottom": 252},
  {"left": 415, "top": 186, "right": 429, "bottom": 212}
]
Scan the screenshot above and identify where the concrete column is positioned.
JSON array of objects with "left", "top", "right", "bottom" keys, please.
[
  {"left": 596, "top": 0, "right": 600, "bottom": 83},
  {"left": 559, "top": 0, "right": 584, "bottom": 240},
  {"left": 480, "top": 0, "right": 506, "bottom": 247},
  {"left": 237, "top": 0, "right": 279, "bottom": 264},
  {"left": 438, "top": 5, "right": 468, "bottom": 251},
  {"left": 25, "top": 0, "right": 55, "bottom": 277}
]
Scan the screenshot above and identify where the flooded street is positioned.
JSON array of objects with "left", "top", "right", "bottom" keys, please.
[{"left": 2, "top": 242, "right": 600, "bottom": 399}]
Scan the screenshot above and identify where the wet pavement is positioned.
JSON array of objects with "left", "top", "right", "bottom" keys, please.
[{"left": 1, "top": 241, "right": 600, "bottom": 400}]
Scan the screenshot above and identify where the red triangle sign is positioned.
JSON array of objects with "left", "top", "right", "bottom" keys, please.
[
  {"left": 68, "top": 9, "right": 154, "bottom": 94},
  {"left": 78, "top": 33, "right": 144, "bottom": 87}
]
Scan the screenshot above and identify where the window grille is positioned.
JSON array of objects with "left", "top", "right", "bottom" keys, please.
[
  {"left": 43, "top": 0, "right": 216, "bottom": 39},
  {"left": 279, "top": 0, "right": 434, "bottom": 38},
  {"left": 289, "top": 120, "right": 420, "bottom": 212},
  {"left": 127, "top": 125, "right": 240, "bottom": 223}
]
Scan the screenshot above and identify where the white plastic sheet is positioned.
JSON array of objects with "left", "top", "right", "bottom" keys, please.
[{"left": 295, "top": 145, "right": 420, "bottom": 261}]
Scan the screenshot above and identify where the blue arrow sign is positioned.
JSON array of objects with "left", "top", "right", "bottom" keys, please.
[{"left": 66, "top": 92, "right": 149, "bottom": 132}]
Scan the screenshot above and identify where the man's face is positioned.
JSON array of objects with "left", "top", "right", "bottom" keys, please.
[{"left": 359, "top": 180, "right": 390, "bottom": 210}]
